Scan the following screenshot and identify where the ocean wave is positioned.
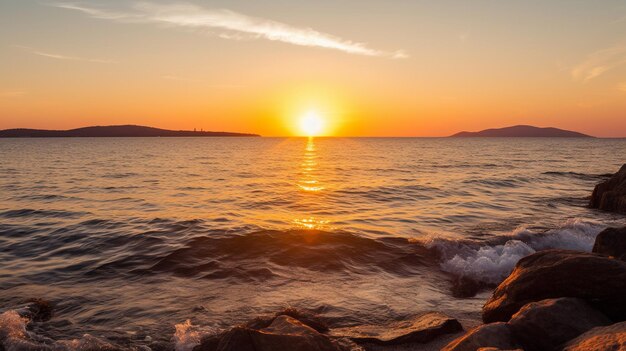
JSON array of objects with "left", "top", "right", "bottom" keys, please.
[
  {"left": 542, "top": 171, "right": 613, "bottom": 181},
  {"left": 89, "top": 230, "right": 434, "bottom": 280},
  {"left": 0, "top": 209, "right": 88, "bottom": 219},
  {"left": 427, "top": 218, "right": 607, "bottom": 285}
]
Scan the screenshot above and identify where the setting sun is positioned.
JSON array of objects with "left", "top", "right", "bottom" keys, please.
[{"left": 299, "top": 111, "right": 325, "bottom": 136}]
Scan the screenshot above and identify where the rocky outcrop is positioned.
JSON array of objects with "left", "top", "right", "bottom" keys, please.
[
  {"left": 592, "top": 226, "right": 626, "bottom": 260},
  {"left": 329, "top": 311, "right": 462, "bottom": 345},
  {"left": 482, "top": 250, "right": 626, "bottom": 323},
  {"left": 590, "top": 164, "right": 626, "bottom": 213},
  {"left": 562, "top": 321, "right": 626, "bottom": 351},
  {"left": 507, "top": 298, "right": 611, "bottom": 351},
  {"left": 441, "top": 323, "right": 519, "bottom": 351}
]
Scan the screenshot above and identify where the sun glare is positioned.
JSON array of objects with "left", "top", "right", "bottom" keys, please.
[{"left": 299, "top": 111, "right": 325, "bottom": 136}]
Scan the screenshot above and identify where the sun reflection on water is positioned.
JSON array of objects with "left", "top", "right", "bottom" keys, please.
[
  {"left": 294, "top": 137, "right": 329, "bottom": 230},
  {"left": 297, "top": 138, "right": 324, "bottom": 192}
]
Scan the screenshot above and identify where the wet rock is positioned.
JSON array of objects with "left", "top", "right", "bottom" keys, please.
[
  {"left": 507, "top": 298, "right": 611, "bottom": 351},
  {"left": 193, "top": 333, "right": 223, "bottom": 351},
  {"left": 562, "top": 321, "right": 626, "bottom": 351},
  {"left": 245, "top": 308, "right": 328, "bottom": 333},
  {"left": 451, "top": 277, "right": 484, "bottom": 298},
  {"left": 593, "top": 226, "right": 626, "bottom": 260},
  {"left": 590, "top": 164, "right": 626, "bottom": 213},
  {"left": 150, "top": 340, "right": 176, "bottom": 351},
  {"left": 329, "top": 311, "right": 462, "bottom": 345},
  {"left": 15, "top": 298, "right": 53, "bottom": 321},
  {"left": 196, "top": 315, "right": 348, "bottom": 351},
  {"left": 482, "top": 250, "right": 626, "bottom": 323},
  {"left": 442, "top": 323, "right": 519, "bottom": 351}
]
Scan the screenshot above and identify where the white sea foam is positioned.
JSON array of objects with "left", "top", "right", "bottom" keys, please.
[
  {"left": 429, "top": 219, "right": 608, "bottom": 284},
  {"left": 0, "top": 309, "right": 121, "bottom": 351},
  {"left": 173, "top": 319, "right": 220, "bottom": 351}
]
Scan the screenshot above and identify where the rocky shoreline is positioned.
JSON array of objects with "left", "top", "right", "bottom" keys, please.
[{"left": 1, "top": 165, "right": 625, "bottom": 351}]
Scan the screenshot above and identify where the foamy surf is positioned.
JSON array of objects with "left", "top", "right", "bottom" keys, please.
[{"left": 428, "top": 218, "right": 608, "bottom": 284}]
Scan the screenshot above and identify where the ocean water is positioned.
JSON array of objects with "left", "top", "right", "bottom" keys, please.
[{"left": 1, "top": 137, "right": 625, "bottom": 349}]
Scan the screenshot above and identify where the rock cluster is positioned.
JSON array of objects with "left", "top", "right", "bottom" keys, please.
[
  {"left": 443, "top": 226, "right": 626, "bottom": 351},
  {"left": 193, "top": 309, "right": 462, "bottom": 351},
  {"left": 590, "top": 164, "right": 626, "bottom": 213}
]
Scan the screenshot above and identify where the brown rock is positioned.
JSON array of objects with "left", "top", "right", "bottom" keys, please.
[
  {"left": 507, "top": 298, "right": 611, "bottom": 351},
  {"left": 329, "top": 311, "right": 462, "bottom": 345},
  {"left": 590, "top": 164, "right": 626, "bottom": 213},
  {"left": 209, "top": 315, "right": 347, "bottom": 351},
  {"left": 442, "top": 323, "right": 519, "bottom": 351},
  {"left": 482, "top": 250, "right": 626, "bottom": 323},
  {"left": 562, "top": 321, "right": 626, "bottom": 351},
  {"left": 593, "top": 226, "right": 626, "bottom": 260}
]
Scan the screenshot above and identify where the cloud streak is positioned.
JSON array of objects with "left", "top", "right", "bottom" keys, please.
[
  {"left": 0, "top": 91, "right": 26, "bottom": 98},
  {"left": 53, "top": 2, "right": 407, "bottom": 59},
  {"left": 571, "top": 44, "right": 626, "bottom": 82},
  {"left": 16, "top": 45, "right": 116, "bottom": 63}
]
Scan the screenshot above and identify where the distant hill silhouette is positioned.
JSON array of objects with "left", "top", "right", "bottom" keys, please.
[
  {"left": 0, "top": 125, "right": 260, "bottom": 138},
  {"left": 450, "top": 125, "right": 592, "bottom": 138}
]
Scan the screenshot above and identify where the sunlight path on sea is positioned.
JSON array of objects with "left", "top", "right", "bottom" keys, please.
[{"left": 293, "top": 137, "right": 329, "bottom": 230}]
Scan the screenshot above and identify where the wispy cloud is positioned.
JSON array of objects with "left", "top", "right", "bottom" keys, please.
[
  {"left": 53, "top": 2, "right": 407, "bottom": 59},
  {"left": 16, "top": 45, "right": 116, "bottom": 63},
  {"left": 0, "top": 90, "right": 26, "bottom": 98},
  {"left": 571, "top": 44, "right": 626, "bottom": 82},
  {"left": 618, "top": 82, "right": 626, "bottom": 92},
  {"left": 162, "top": 75, "right": 245, "bottom": 88}
]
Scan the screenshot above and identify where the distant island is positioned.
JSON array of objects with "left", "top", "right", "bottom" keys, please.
[
  {"left": 0, "top": 125, "right": 260, "bottom": 138},
  {"left": 450, "top": 125, "right": 592, "bottom": 138}
]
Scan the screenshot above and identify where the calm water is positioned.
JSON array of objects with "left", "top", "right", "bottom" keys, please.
[{"left": 1, "top": 137, "right": 625, "bottom": 349}]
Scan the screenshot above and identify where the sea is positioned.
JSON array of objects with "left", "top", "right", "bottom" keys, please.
[{"left": 1, "top": 137, "right": 625, "bottom": 350}]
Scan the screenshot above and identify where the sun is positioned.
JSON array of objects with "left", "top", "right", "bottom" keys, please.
[{"left": 299, "top": 111, "right": 325, "bottom": 136}]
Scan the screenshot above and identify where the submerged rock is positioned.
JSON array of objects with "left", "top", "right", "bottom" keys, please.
[
  {"left": 590, "top": 164, "right": 626, "bottom": 213},
  {"left": 562, "top": 321, "right": 626, "bottom": 351},
  {"left": 507, "top": 298, "right": 611, "bottom": 351},
  {"left": 442, "top": 323, "right": 519, "bottom": 351},
  {"left": 451, "top": 276, "right": 486, "bottom": 298},
  {"left": 482, "top": 250, "right": 626, "bottom": 323},
  {"left": 14, "top": 298, "right": 53, "bottom": 322},
  {"left": 593, "top": 226, "right": 626, "bottom": 260},
  {"left": 329, "top": 311, "right": 462, "bottom": 345}
]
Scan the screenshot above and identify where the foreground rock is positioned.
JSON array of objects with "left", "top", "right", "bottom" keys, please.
[
  {"left": 593, "top": 226, "right": 626, "bottom": 260},
  {"left": 507, "top": 298, "right": 610, "bottom": 351},
  {"left": 590, "top": 164, "right": 626, "bottom": 213},
  {"left": 329, "top": 312, "right": 462, "bottom": 345},
  {"left": 194, "top": 315, "right": 350, "bottom": 351},
  {"left": 441, "top": 323, "right": 519, "bottom": 351},
  {"left": 482, "top": 250, "right": 626, "bottom": 323},
  {"left": 562, "top": 321, "right": 626, "bottom": 351}
]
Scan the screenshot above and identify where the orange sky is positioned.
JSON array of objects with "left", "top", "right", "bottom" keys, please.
[{"left": 1, "top": 1, "right": 626, "bottom": 137}]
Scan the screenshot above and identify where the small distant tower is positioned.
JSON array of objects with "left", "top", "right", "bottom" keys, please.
[{"left": 194, "top": 128, "right": 196, "bottom": 132}]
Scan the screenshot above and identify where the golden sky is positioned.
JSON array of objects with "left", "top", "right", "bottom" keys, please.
[{"left": 1, "top": 0, "right": 626, "bottom": 136}]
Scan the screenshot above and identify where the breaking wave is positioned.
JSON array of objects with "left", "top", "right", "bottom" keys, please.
[{"left": 428, "top": 219, "right": 607, "bottom": 284}]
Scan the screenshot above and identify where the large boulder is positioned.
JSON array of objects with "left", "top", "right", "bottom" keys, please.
[
  {"left": 195, "top": 315, "right": 348, "bottom": 351},
  {"left": 482, "top": 250, "right": 626, "bottom": 323},
  {"left": 590, "top": 164, "right": 626, "bottom": 213},
  {"left": 507, "top": 298, "right": 611, "bottom": 351},
  {"left": 562, "top": 321, "right": 626, "bottom": 351},
  {"left": 442, "top": 323, "right": 519, "bottom": 351},
  {"left": 593, "top": 226, "right": 626, "bottom": 260},
  {"left": 329, "top": 312, "right": 462, "bottom": 345}
]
